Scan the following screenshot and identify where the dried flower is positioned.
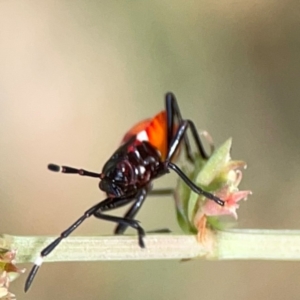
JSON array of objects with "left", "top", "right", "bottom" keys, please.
[
  {"left": 0, "top": 271, "right": 15, "bottom": 300},
  {"left": 175, "top": 137, "right": 251, "bottom": 242},
  {"left": 0, "top": 249, "right": 25, "bottom": 299}
]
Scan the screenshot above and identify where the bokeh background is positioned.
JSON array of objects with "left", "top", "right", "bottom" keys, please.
[{"left": 1, "top": 1, "right": 300, "bottom": 299}]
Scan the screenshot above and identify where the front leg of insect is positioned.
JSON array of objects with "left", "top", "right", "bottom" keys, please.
[{"left": 24, "top": 191, "right": 144, "bottom": 292}]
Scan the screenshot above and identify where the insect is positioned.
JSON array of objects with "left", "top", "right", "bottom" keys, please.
[{"left": 25, "top": 92, "right": 224, "bottom": 292}]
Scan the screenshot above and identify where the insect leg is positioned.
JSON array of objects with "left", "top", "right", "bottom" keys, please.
[
  {"left": 25, "top": 198, "right": 136, "bottom": 292},
  {"left": 165, "top": 120, "right": 224, "bottom": 206},
  {"left": 167, "top": 162, "right": 224, "bottom": 206},
  {"left": 24, "top": 198, "right": 116, "bottom": 292},
  {"left": 113, "top": 187, "right": 173, "bottom": 235},
  {"left": 97, "top": 187, "right": 148, "bottom": 235},
  {"left": 166, "top": 93, "right": 194, "bottom": 161},
  {"left": 93, "top": 195, "right": 146, "bottom": 247},
  {"left": 95, "top": 213, "right": 146, "bottom": 248},
  {"left": 165, "top": 92, "right": 209, "bottom": 161},
  {"left": 148, "top": 188, "right": 173, "bottom": 196}
]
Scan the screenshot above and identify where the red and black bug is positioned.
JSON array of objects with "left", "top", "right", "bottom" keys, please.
[{"left": 25, "top": 93, "right": 224, "bottom": 291}]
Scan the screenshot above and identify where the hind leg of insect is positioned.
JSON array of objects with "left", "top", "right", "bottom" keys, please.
[
  {"left": 148, "top": 188, "right": 173, "bottom": 196},
  {"left": 112, "top": 187, "right": 148, "bottom": 235},
  {"left": 113, "top": 186, "right": 173, "bottom": 235},
  {"left": 165, "top": 120, "right": 224, "bottom": 206},
  {"left": 24, "top": 195, "right": 143, "bottom": 292},
  {"left": 165, "top": 92, "right": 209, "bottom": 161},
  {"left": 93, "top": 189, "right": 148, "bottom": 238},
  {"left": 93, "top": 212, "right": 146, "bottom": 248}
]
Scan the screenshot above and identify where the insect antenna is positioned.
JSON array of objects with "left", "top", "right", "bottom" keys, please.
[{"left": 48, "top": 164, "right": 100, "bottom": 178}]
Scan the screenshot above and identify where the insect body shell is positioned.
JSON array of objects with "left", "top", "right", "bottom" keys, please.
[
  {"left": 122, "top": 110, "right": 168, "bottom": 159},
  {"left": 99, "top": 111, "right": 168, "bottom": 198}
]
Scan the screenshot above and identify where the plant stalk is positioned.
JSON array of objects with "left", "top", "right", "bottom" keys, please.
[{"left": 2, "top": 229, "right": 300, "bottom": 264}]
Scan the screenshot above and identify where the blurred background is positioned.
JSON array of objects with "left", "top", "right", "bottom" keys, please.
[{"left": 1, "top": 1, "right": 300, "bottom": 299}]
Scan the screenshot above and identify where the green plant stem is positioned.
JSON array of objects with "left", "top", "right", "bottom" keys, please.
[{"left": 2, "top": 229, "right": 300, "bottom": 264}]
